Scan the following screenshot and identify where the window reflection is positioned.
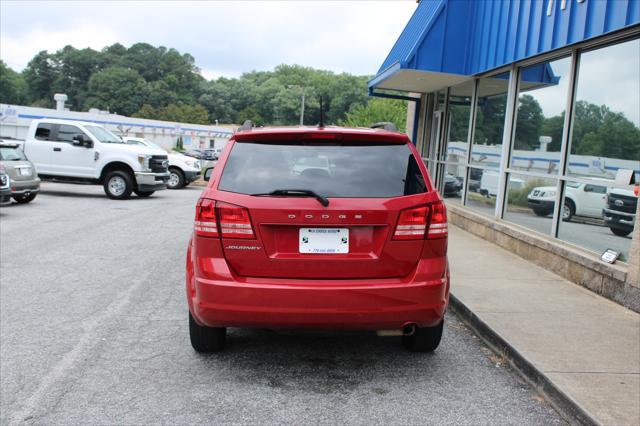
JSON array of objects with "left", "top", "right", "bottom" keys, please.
[
  {"left": 504, "top": 173, "right": 558, "bottom": 235},
  {"left": 445, "top": 81, "right": 474, "bottom": 164},
  {"left": 568, "top": 39, "right": 640, "bottom": 180},
  {"left": 470, "top": 72, "right": 510, "bottom": 168},
  {"left": 465, "top": 167, "right": 497, "bottom": 215},
  {"left": 511, "top": 57, "right": 571, "bottom": 174}
]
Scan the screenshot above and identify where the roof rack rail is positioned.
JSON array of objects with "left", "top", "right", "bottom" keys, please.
[
  {"left": 370, "top": 122, "right": 397, "bottom": 132},
  {"left": 238, "top": 120, "right": 253, "bottom": 132}
]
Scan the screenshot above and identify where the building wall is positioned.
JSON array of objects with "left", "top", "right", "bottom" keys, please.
[{"left": 413, "top": 29, "right": 640, "bottom": 265}]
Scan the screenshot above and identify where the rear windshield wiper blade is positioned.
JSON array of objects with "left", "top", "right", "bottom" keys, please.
[{"left": 251, "top": 189, "right": 330, "bottom": 207}]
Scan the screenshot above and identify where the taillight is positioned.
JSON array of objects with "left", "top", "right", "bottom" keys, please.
[
  {"left": 194, "top": 198, "right": 218, "bottom": 237},
  {"left": 394, "top": 206, "right": 429, "bottom": 240},
  {"left": 217, "top": 201, "right": 255, "bottom": 239},
  {"left": 427, "top": 201, "right": 448, "bottom": 239}
]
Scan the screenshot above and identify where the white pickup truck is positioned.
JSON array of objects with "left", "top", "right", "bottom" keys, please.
[{"left": 23, "top": 119, "right": 169, "bottom": 199}]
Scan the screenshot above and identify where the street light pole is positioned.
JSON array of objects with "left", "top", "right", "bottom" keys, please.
[{"left": 299, "top": 89, "right": 305, "bottom": 126}]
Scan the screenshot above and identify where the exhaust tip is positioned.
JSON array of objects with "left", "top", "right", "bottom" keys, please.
[{"left": 402, "top": 323, "right": 417, "bottom": 336}]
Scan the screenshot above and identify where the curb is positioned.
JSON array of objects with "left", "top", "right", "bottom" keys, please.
[{"left": 449, "top": 294, "right": 599, "bottom": 426}]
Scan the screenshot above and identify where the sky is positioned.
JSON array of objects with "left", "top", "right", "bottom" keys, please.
[{"left": 0, "top": 0, "right": 418, "bottom": 79}]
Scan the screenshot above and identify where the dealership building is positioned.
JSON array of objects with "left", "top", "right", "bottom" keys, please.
[{"left": 370, "top": 0, "right": 640, "bottom": 309}]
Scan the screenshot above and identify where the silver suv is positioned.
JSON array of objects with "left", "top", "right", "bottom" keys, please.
[{"left": 0, "top": 141, "right": 41, "bottom": 204}]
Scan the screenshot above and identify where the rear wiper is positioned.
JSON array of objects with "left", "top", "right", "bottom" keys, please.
[{"left": 251, "top": 189, "right": 330, "bottom": 207}]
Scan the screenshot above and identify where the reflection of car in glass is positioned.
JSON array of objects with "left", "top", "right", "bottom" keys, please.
[
  {"left": 123, "top": 137, "right": 201, "bottom": 189},
  {"left": 467, "top": 168, "right": 483, "bottom": 193},
  {"left": 292, "top": 155, "right": 330, "bottom": 176},
  {"left": 527, "top": 181, "right": 607, "bottom": 221},
  {"left": 0, "top": 141, "right": 41, "bottom": 203},
  {"left": 479, "top": 170, "right": 524, "bottom": 197},
  {"left": 0, "top": 165, "right": 12, "bottom": 206},
  {"left": 603, "top": 187, "right": 638, "bottom": 237},
  {"left": 187, "top": 126, "right": 449, "bottom": 353},
  {"left": 443, "top": 174, "right": 462, "bottom": 197}
]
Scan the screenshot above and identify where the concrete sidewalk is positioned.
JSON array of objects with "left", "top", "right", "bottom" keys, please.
[{"left": 448, "top": 225, "right": 640, "bottom": 426}]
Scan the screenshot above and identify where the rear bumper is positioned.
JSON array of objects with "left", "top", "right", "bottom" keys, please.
[
  {"left": 10, "top": 178, "right": 40, "bottom": 195},
  {"left": 188, "top": 259, "right": 449, "bottom": 331}
]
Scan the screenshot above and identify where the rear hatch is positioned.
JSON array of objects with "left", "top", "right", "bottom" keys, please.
[
  {"left": 0, "top": 145, "right": 35, "bottom": 182},
  {"left": 205, "top": 135, "right": 443, "bottom": 279}
]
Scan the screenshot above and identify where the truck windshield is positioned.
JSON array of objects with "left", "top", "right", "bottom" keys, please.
[
  {"left": 85, "top": 126, "right": 124, "bottom": 144},
  {"left": 219, "top": 141, "right": 427, "bottom": 198}
]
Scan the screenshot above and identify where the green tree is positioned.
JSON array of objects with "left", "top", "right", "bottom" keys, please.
[
  {"left": 514, "top": 94, "right": 544, "bottom": 149},
  {"left": 339, "top": 97, "right": 407, "bottom": 132},
  {"left": 84, "top": 67, "right": 147, "bottom": 115},
  {"left": 236, "top": 107, "right": 264, "bottom": 126},
  {"left": 0, "top": 61, "right": 28, "bottom": 104}
]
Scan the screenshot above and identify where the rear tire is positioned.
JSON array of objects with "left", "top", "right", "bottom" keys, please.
[
  {"left": 562, "top": 199, "right": 575, "bottom": 222},
  {"left": 609, "top": 227, "right": 632, "bottom": 237},
  {"left": 13, "top": 192, "right": 37, "bottom": 204},
  {"left": 189, "top": 312, "right": 226, "bottom": 353},
  {"left": 402, "top": 320, "right": 443, "bottom": 352},
  {"left": 167, "top": 167, "right": 185, "bottom": 189},
  {"left": 104, "top": 170, "right": 133, "bottom": 200},
  {"left": 134, "top": 190, "right": 155, "bottom": 198}
]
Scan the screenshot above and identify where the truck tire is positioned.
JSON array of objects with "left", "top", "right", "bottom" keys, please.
[
  {"left": 189, "top": 312, "right": 226, "bottom": 353},
  {"left": 104, "top": 170, "right": 133, "bottom": 200},
  {"left": 609, "top": 227, "right": 632, "bottom": 237},
  {"left": 167, "top": 167, "right": 185, "bottom": 190},
  {"left": 562, "top": 199, "right": 575, "bottom": 222},
  {"left": 402, "top": 320, "right": 443, "bottom": 352},
  {"left": 134, "top": 190, "right": 155, "bottom": 198},
  {"left": 13, "top": 193, "right": 37, "bottom": 204}
]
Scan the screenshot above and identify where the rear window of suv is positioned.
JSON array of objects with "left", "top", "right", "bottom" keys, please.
[{"left": 218, "top": 141, "right": 427, "bottom": 198}]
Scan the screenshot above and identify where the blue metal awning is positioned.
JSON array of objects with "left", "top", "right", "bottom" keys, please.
[{"left": 370, "top": 0, "right": 640, "bottom": 94}]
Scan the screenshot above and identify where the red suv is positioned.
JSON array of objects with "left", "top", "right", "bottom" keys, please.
[{"left": 186, "top": 126, "right": 450, "bottom": 353}]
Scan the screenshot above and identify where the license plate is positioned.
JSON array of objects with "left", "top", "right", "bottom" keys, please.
[
  {"left": 299, "top": 228, "right": 349, "bottom": 254},
  {"left": 18, "top": 167, "right": 31, "bottom": 176}
]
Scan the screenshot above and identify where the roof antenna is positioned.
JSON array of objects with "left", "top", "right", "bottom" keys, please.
[{"left": 318, "top": 96, "right": 325, "bottom": 128}]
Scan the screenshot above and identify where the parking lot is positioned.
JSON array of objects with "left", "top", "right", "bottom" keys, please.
[{"left": 0, "top": 183, "right": 564, "bottom": 424}]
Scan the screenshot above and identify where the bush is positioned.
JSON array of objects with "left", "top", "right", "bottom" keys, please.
[{"left": 508, "top": 179, "right": 546, "bottom": 207}]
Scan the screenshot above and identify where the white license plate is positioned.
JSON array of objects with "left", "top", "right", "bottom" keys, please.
[
  {"left": 18, "top": 168, "right": 31, "bottom": 176},
  {"left": 299, "top": 228, "right": 349, "bottom": 254}
]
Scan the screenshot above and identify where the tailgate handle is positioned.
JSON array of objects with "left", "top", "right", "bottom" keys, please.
[{"left": 53, "top": 147, "right": 62, "bottom": 152}]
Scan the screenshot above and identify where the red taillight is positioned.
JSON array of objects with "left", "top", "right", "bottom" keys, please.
[
  {"left": 393, "top": 202, "right": 448, "bottom": 240},
  {"left": 427, "top": 201, "right": 448, "bottom": 239},
  {"left": 394, "top": 206, "right": 429, "bottom": 240},
  {"left": 217, "top": 201, "right": 255, "bottom": 239},
  {"left": 194, "top": 198, "right": 218, "bottom": 237}
]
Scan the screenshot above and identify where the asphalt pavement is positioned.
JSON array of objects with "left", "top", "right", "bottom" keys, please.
[{"left": 1, "top": 182, "right": 564, "bottom": 424}]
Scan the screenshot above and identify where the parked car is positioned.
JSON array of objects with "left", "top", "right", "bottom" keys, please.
[
  {"left": 443, "top": 174, "right": 463, "bottom": 197},
  {"left": 186, "top": 125, "right": 449, "bottom": 353},
  {"left": 527, "top": 181, "right": 607, "bottom": 221},
  {"left": 123, "top": 137, "right": 201, "bottom": 189},
  {"left": 0, "top": 165, "right": 11, "bottom": 206},
  {"left": 203, "top": 149, "right": 218, "bottom": 161},
  {"left": 480, "top": 170, "right": 524, "bottom": 197},
  {"left": 603, "top": 187, "right": 638, "bottom": 237},
  {"left": 23, "top": 119, "right": 169, "bottom": 199},
  {"left": 183, "top": 149, "right": 205, "bottom": 160},
  {"left": 0, "top": 141, "right": 41, "bottom": 203}
]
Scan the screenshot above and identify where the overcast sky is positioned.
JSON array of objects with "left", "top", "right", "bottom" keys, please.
[{"left": 0, "top": 0, "right": 417, "bottom": 79}]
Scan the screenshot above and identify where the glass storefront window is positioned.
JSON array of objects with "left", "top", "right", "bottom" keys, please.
[
  {"left": 558, "top": 179, "right": 635, "bottom": 261},
  {"left": 510, "top": 57, "right": 571, "bottom": 174},
  {"left": 442, "top": 163, "right": 465, "bottom": 203},
  {"left": 465, "top": 167, "right": 497, "bottom": 215},
  {"left": 470, "top": 72, "right": 510, "bottom": 168},
  {"left": 568, "top": 39, "right": 640, "bottom": 180},
  {"left": 445, "top": 81, "right": 474, "bottom": 164},
  {"left": 504, "top": 173, "right": 558, "bottom": 235}
]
